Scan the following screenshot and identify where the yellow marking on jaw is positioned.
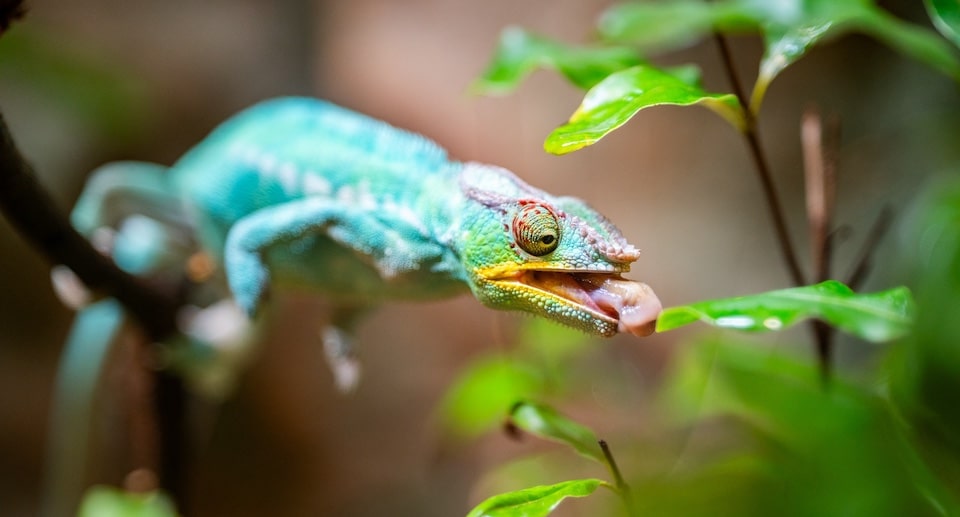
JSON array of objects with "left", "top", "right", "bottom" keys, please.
[
  {"left": 472, "top": 263, "right": 618, "bottom": 323},
  {"left": 473, "top": 261, "right": 627, "bottom": 281}
]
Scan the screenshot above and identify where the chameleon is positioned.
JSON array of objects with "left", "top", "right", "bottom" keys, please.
[
  {"left": 57, "top": 97, "right": 662, "bottom": 390},
  {"left": 44, "top": 98, "right": 662, "bottom": 512}
]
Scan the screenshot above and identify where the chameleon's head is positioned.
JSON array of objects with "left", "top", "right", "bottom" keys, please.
[{"left": 456, "top": 164, "right": 661, "bottom": 337}]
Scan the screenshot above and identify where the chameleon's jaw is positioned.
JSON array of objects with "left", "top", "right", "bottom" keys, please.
[{"left": 477, "top": 264, "right": 661, "bottom": 337}]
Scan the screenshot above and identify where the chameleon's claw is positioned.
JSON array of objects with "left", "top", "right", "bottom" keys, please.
[
  {"left": 322, "top": 326, "right": 362, "bottom": 393},
  {"left": 50, "top": 265, "right": 94, "bottom": 310},
  {"left": 178, "top": 299, "right": 250, "bottom": 345}
]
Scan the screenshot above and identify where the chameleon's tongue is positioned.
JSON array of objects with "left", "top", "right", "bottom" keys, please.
[
  {"left": 575, "top": 275, "right": 662, "bottom": 337},
  {"left": 532, "top": 271, "right": 661, "bottom": 336}
]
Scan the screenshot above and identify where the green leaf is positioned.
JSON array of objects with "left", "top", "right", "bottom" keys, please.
[
  {"left": 472, "top": 27, "right": 642, "bottom": 95},
  {"left": 855, "top": 8, "right": 960, "bottom": 80},
  {"left": 656, "top": 280, "right": 915, "bottom": 342},
  {"left": 509, "top": 401, "right": 605, "bottom": 463},
  {"left": 545, "top": 64, "right": 744, "bottom": 155},
  {"left": 926, "top": 0, "right": 960, "bottom": 48},
  {"left": 467, "top": 479, "right": 607, "bottom": 517},
  {"left": 751, "top": 20, "right": 835, "bottom": 112},
  {"left": 439, "top": 354, "right": 544, "bottom": 438},
  {"left": 78, "top": 486, "right": 178, "bottom": 517}
]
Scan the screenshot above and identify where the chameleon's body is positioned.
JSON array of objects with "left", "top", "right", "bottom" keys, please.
[{"left": 70, "top": 98, "right": 661, "bottom": 348}]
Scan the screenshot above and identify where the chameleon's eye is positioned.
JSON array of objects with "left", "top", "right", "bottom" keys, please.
[{"left": 513, "top": 203, "right": 561, "bottom": 256}]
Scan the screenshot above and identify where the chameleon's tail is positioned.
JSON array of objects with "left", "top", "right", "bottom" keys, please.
[{"left": 41, "top": 299, "right": 125, "bottom": 517}]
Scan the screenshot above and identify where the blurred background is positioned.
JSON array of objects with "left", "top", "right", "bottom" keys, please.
[{"left": 1, "top": 0, "right": 958, "bottom": 515}]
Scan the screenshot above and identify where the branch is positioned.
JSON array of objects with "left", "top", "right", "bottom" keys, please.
[
  {"left": 599, "top": 439, "right": 636, "bottom": 517},
  {"left": 846, "top": 206, "right": 895, "bottom": 291},
  {"left": 802, "top": 106, "right": 838, "bottom": 284},
  {"left": 0, "top": 114, "right": 180, "bottom": 338},
  {"left": 0, "top": 0, "right": 27, "bottom": 34},
  {"left": 0, "top": 113, "right": 188, "bottom": 505},
  {"left": 713, "top": 34, "right": 806, "bottom": 287},
  {"left": 801, "top": 106, "right": 839, "bottom": 384}
]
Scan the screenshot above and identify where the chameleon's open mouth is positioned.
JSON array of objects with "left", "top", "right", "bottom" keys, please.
[{"left": 489, "top": 268, "right": 662, "bottom": 337}]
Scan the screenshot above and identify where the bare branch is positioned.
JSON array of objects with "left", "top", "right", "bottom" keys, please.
[
  {"left": 0, "top": 114, "right": 180, "bottom": 338},
  {"left": 0, "top": 0, "right": 27, "bottom": 34},
  {"left": 801, "top": 106, "right": 842, "bottom": 385},
  {"left": 847, "top": 206, "right": 895, "bottom": 290},
  {"left": 713, "top": 34, "right": 806, "bottom": 287},
  {"left": 802, "top": 106, "right": 836, "bottom": 282}
]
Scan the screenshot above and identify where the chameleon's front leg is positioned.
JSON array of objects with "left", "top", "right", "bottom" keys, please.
[{"left": 223, "top": 197, "right": 445, "bottom": 389}]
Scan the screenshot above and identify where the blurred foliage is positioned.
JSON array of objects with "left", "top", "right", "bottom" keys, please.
[
  {"left": 438, "top": 318, "right": 592, "bottom": 439},
  {"left": 652, "top": 338, "right": 952, "bottom": 516},
  {"left": 471, "top": 27, "right": 641, "bottom": 95},
  {"left": 78, "top": 486, "right": 178, "bottom": 517},
  {"left": 887, "top": 178, "right": 960, "bottom": 494},
  {"left": 0, "top": 26, "right": 152, "bottom": 143}
]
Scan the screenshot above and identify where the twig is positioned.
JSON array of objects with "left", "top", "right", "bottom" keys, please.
[
  {"left": 0, "top": 0, "right": 26, "bottom": 34},
  {"left": 713, "top": 34, "right": 806, "bottom": 287},
  {"left": 801, "top": 106, "right": 839, "bottom": 384},
  {"left": 0, "top": 118, "right": 181, "bottom": 337},
  {"left": 802, "top": 107, "right": 837, "bottom": 283},
  {"left": 846, "top": 206, "right": 895, "bottom": 290},
  {"left": 599, "top": 439, "right": 636, "bottom": 516}
]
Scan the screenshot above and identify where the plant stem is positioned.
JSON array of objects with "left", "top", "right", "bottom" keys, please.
[
  {"left": 802, "top": 107, "right": 836, "bottom": 284},
  {"left": 847, "top": 206, "right": 895, "bottom": 290},
  {"left": 599, "top": 439, "right": 636, "bottom": 517},
  {"left": 801, "top": 107, "right": 838, "bottom": 384},
  {"left": 713, "top": 34, "right": 806, "bottom": 287}
]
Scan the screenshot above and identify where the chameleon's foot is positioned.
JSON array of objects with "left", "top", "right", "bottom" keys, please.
[
  {"left": 50, "top": 265, "right": 94, "bottom": 310},
  {"left": 173, "top": 299, "right": 255, "bottom": 398},
  {"left": 321, "top": 326, "right": 361, "bottom": 393}
]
